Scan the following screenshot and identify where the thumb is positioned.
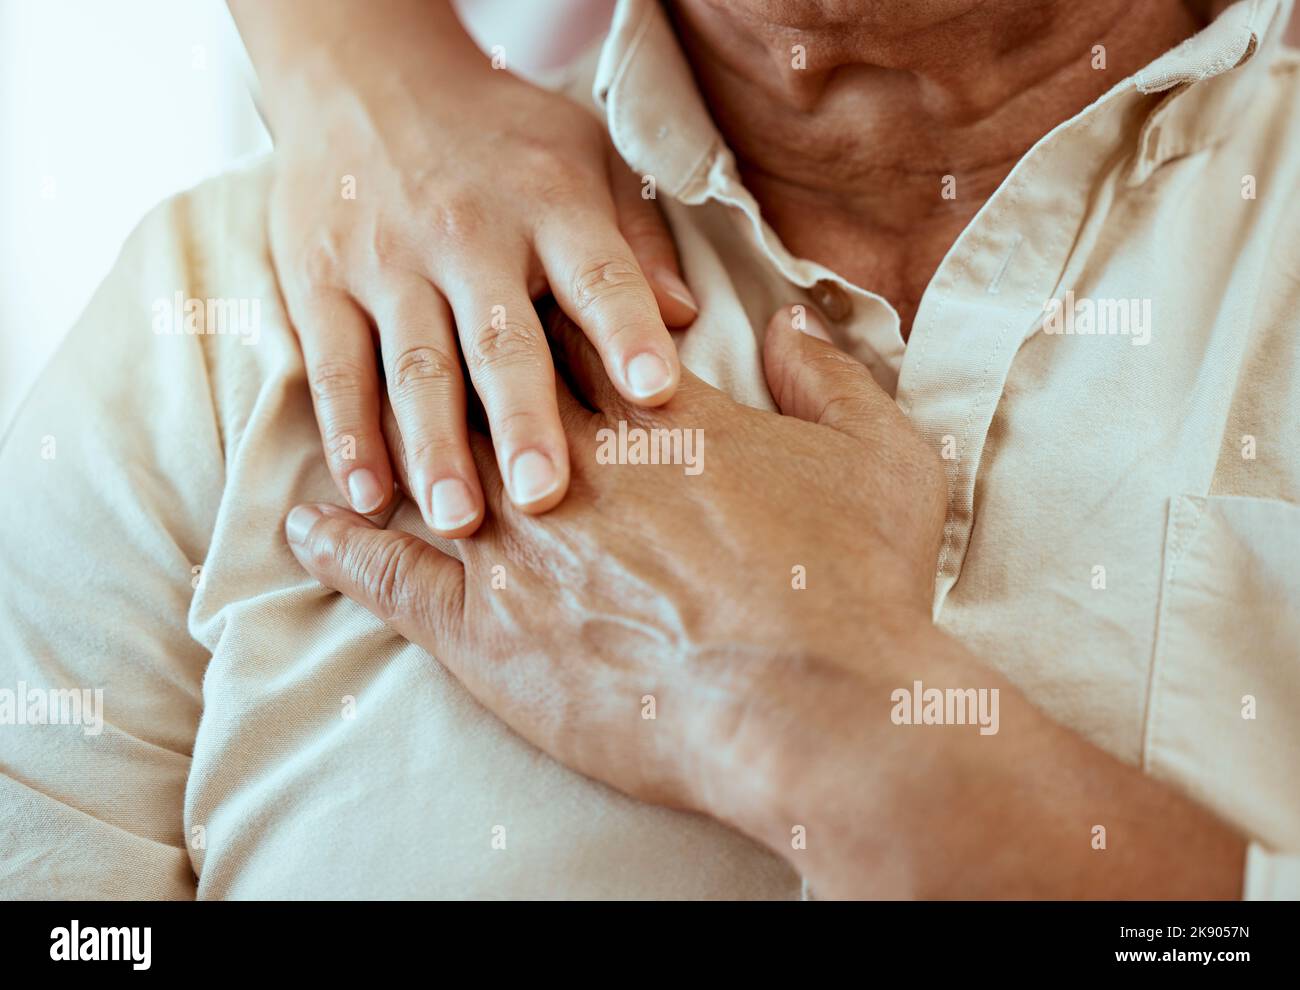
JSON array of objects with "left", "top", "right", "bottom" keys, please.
[
  {"left": 762, "top": 303, "right": 894, "bottom": 442},
  {"left": 284, "top": 502, "right": 465, "bottom": 653}
]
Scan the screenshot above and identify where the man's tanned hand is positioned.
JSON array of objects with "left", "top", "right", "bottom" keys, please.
[{"left": 283, "top": 307, "right": 1245, "bottom": 900}]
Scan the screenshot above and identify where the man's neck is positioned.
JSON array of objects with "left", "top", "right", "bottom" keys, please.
[{"left": 666, "top": 0, "right": 1203, "bottom": 337}]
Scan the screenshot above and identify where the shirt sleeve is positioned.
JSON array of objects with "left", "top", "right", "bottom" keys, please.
[{"left": 0, "top": 191, "right": 229, "bottom": 899}]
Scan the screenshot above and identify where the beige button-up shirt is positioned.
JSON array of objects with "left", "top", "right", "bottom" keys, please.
[{"left": 1, "top": 0, "right": 1297, "bottom": 898}]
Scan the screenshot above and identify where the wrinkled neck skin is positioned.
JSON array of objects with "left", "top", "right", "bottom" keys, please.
[{"left": 666, "top": 0, "right": 1203, "bottom": 337}]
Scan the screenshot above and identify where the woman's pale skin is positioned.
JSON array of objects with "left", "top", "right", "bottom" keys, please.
[
  {"left": 230, "top": 0, "right": 699, "bottom": 534},
  {"left": 278, "top": 0, "right": 1249, "bottom": 896}
]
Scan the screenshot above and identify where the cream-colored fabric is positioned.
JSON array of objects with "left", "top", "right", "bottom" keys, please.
[{"left": 2, "top": 0, "right": 1299, "bottom": 898}]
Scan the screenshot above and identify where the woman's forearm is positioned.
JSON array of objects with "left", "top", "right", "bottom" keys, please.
[{"left": 228, "top": 0, "right": 491, "bottom": 140}]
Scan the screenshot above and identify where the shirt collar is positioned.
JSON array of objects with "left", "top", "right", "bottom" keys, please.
[
  {"left": 592, "top": 0, "right": 1292, "bottom": 200},
  {"left": 1130, "top": 0, "right": 1290, "bottom": 183},
  {"left": 592, "top": 0, "right": 721, "bottom": 203}
]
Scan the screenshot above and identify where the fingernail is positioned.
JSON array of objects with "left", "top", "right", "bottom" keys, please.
[
  {"left": 285, "top": 505, "right": 321, "bottom": 546},
  {"left": 654, "top": 270, "right": 698, "bottom": 314},
  {"left": 347, "top": 468, "right": 384, "bottom": 514},
  {"left": 509, "top": 449, "right": 560, "bottom": 505},
  {"left": 625, "top": 351, "right": 674, "bottom": 399},
  {"left": 792, "top": 304, "right": 832, "bottom": 342},
  {"left": 430, "top": 478, "right": 478, "bottom": 531}
]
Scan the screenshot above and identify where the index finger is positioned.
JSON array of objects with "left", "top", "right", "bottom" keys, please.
[{"left": 535, "top": 209, "right": 682, "bottom": 407}]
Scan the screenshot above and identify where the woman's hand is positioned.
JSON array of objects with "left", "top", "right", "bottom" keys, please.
[{"left": 234, "top": 0, "right": 696, "bottom": 534}]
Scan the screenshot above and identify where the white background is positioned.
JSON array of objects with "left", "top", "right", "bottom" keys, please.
[{"left": 0, "top": 0, "right": 612, "bottom": 428}]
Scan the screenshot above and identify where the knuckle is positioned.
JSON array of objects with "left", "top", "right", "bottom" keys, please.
[
  {"left": 469, "top": 316, "right": 544, "bottom": 372},
  {"left": 403, "top": 431, "right": 461, "bottom": 470},
  {"left": 297, "top": 239, "right": 346, "bottom": 288},
  {"left": 619, "top": 403, "right": 664, "bottom": 434},
  {"left": 517, "top": 142, "right": 572, "bottom": 179},
  {"left": 346, "top": 533, "right": 424, "bottom": 623},
  {"left": 430, "top": 191, "right": 487, "bottom": 244},
  {"left": 809, "top": 346, "right": 865, "bottom": 380},
  {"left": 819, "top": 393, "right": 871, "bottom": 427},
  {"left": 531, "top": 166, "right": 590, "bottom": 206},
  {"left": 515, "top": 131, "right": 600, "bottom": 196},
  {"left": 570, "top": 258, "right": 645, "bottom": 314},
  {"left": 307, "top": 528, "right": 341, "bottom": 573},
  {"left": 391, "top": 345, "right": 458, "bottom": 396},
  {"left": 323, "top": 428, "right": 365, "bottom": 463},
  {"left": 309, "top": 358, "right": 368, "bottom": 403},
  {"left": 512, "top": 134, "right": 566, "bottom": 169},
  {"left": 491, "top": 405, "right": 546, "bottom": 442},
  {"left": 782, "top": 356, "right": 829, "bottom": 413},
  {"left": 309, "top": 361, "right": 372, "bottom": 461},
  {"left": 368, "top": 220, "right": 415, "bottom": 269}
]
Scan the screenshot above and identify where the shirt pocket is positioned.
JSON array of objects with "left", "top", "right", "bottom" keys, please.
[{"left": 1144, "top": 494, "right": 1300, "bottom": 850}]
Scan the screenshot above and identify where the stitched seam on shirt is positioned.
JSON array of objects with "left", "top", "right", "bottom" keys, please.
[
  {"left": 930, "top": 141, "right": 1051, "bottom": 593},
  {"left": 952, "top": 90, "right": 1118, "bottom": 592},
  {"left": 1140, "top": 495, "right": 1205, "bottom": 773},
  {"left": 915, "top": 288, "right": 955, "bottom": 586},
  {"left": 917, "top": 92, "right": 1109, "bottom": 590}
]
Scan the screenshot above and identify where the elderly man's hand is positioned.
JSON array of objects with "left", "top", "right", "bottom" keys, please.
[
  {"left": 283, "top": 304, "right": 946, "bottom": 813},
  {"left": 284, "top": 305, "right": 1248, "bottom": 900}
]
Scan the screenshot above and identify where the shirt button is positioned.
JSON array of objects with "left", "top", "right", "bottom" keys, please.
[{"left": 810, "top": 280, "right": 852, "bottom": 322}]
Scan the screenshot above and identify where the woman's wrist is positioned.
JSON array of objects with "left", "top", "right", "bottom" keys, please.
[{"left": 231, "top": 0, "right": 493, "bottom": 143}]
